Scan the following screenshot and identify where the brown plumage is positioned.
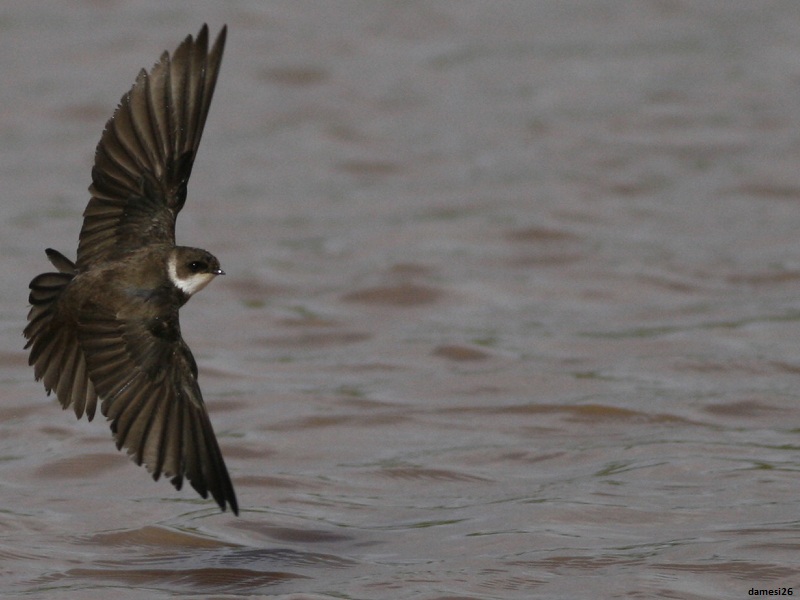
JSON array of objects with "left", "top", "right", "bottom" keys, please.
[{"left": 24, "top": 25, "right": 238, "bottom": 515}]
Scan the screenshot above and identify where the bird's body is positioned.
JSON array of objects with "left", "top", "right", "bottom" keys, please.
[{"left": 23, "top": 25, "right": 238, "bottom": 514}]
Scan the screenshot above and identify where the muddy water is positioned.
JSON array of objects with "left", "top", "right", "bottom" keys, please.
[{"left": 2, "top": 1, "right": 800, "bottom": 598}]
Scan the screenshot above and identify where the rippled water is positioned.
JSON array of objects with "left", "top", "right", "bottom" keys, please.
[{"left": 2, "top": 1, "right": 800, "bottom": 598}]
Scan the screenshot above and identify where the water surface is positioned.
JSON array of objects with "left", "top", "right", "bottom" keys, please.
[{"left": 2, "top": 2, "right": 800, "bottom": 598}]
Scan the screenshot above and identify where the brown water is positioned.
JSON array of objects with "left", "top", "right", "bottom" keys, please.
[{"left": 2, "top": 2, "right": 800, "bottom": 598}]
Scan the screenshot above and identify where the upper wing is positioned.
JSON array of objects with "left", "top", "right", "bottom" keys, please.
[
  {"left": 77, "top": 306, "right": 238, "bottom": 515},
  {"left": 77, "top": 24, "right": 227, "bottom": 269}
]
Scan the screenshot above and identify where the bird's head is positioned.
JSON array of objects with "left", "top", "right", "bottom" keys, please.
[{"left": 167, "top": 247, "right": 225, "bottom": 298}]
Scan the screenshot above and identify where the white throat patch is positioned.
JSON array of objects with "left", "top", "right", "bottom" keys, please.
[{"left": 167, "top": 253, "right": 215, "bottom": 296}]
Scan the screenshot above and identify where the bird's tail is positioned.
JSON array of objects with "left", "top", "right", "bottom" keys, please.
[{"left": 24, "top": 249, "right": 98, "bottom": 420}]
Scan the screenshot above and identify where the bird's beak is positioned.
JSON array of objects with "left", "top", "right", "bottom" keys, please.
[{"left": 213, "top": 268, "right": 225, "bottom": 276}]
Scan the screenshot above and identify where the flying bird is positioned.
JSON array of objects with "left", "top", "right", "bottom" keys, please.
[{"left": 23, "top": 25, "right": 238, "bottom": 515}]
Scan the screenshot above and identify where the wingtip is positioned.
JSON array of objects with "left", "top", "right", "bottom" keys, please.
[
  {"left": 226, "top": 493, "right": 240, "bottom": 516},
  {"left": 216, "top": 24, "right": 228, "bottom": 47},
  {"left": 193, "top": 23, "right": 227, "bottom": 51},
  {"left": 177, "top": 23, "right": 225, "bottom": 58},
  {"left": 220, "top": 500, "right": 240, "bottom": 516},
  {"left": 197, "top": 485, "right": 239, "bottom": 516},
  {"left": 207, "top": 24, "right": 227, "bottom": 62},
  {"left": 209, "top": 478, "right": 239, "bottom": 516}
]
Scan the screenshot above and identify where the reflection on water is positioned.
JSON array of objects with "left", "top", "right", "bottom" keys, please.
[{"left": 2, "top": 1, "right": 800, "bottom": 598}]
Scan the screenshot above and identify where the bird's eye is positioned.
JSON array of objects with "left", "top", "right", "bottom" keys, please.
[{"left": 188, "top": 261, "right": 207, "bottom": 273}]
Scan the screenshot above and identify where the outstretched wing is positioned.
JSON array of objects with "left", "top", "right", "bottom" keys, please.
[
  {"left": 77, "top": 24, "right": 227, "bottom": 269},
  {"left": 77, "top": 307, "right": 238, "bottom": 514}
]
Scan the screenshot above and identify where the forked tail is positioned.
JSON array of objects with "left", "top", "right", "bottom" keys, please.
[{"left": 24, "top": 249, "right": 98, "bottom": 419}]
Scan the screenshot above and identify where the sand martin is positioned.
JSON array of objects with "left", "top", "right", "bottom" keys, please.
[{"left": 24, "top": 25, "right": 238, "bottom": 514}]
